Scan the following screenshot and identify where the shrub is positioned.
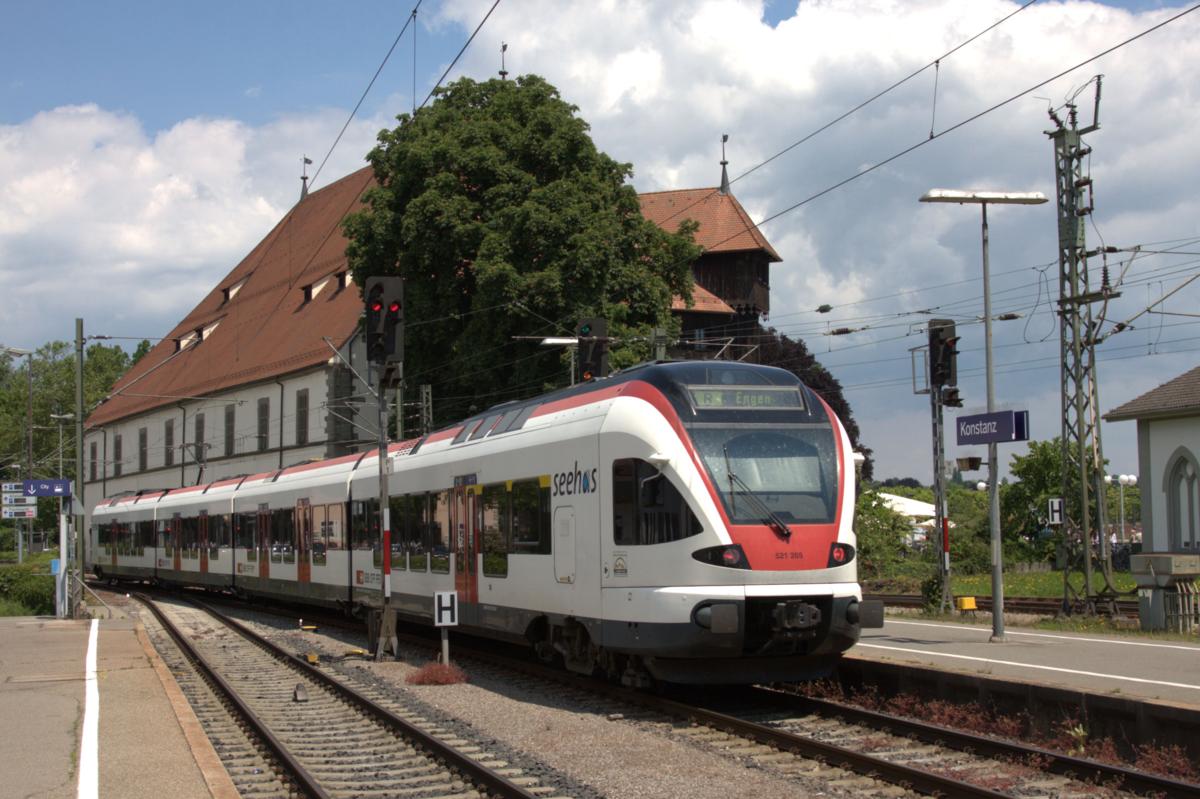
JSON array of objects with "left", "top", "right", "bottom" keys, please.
[
  {"left": 406, "top": 661, "right": 468, "bottom": 685},
  {"left": 0, "top": 565, "right": 55, "bottom": 615}
]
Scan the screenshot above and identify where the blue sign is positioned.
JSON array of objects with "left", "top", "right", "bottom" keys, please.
[
  {"left": 956, "top": 410, "right": 1029, "bottom": 446},
  {"left": 24, "top": 479, "right": 73, "bottom": 497}
]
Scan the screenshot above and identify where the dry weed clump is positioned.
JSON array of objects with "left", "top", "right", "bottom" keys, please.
[{"left": 406, "top": 661, "right": 468, "bottom": 685}]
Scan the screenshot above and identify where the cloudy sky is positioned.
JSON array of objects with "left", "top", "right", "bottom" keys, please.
[{"left": 2, "top": 0, "right": 1197, "bottom": 481}]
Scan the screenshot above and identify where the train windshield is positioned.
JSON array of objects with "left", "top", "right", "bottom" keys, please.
[{"left": 690, "top": 424, "right": 838, "bottom": 525}]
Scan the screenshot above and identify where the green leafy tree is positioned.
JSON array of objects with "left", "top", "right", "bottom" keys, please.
[
  {"left": 753, "top": 326, "right": 872, "bottom": 479},
  {"left": 853, "top": 488, "right": 909, "bottom": 581},
  {"left": 344, "top": 75, "right": 701, "bottom": 422},
  {"left": 1, "top": 342, "right": 134, "bottom": 543},
  {"left": 130, "top": 339, "right": 153, "bottom": 365}
]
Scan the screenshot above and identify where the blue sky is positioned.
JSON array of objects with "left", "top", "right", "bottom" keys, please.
[{"left": 2, "top": 1, "right": 1198, "bottom": 481}]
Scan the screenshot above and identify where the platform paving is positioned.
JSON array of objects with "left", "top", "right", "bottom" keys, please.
[
  {"left": 0, "top": 614, "right": 235, "bottom": 799},
  {"left": 854, "top": 615, "right": 1200, "bottom": 708}
]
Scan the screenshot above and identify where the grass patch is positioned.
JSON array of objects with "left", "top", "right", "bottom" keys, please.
[
  {"left": 0, "top": 597, "right": 35, "bottom": 616},
  {"left": 952, "top": 570, "right": 1136, "bottom": 598}
]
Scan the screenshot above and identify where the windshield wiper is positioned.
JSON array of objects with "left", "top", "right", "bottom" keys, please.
[{"left": 723, "top": 447, "right": 791, "bottom": 540}]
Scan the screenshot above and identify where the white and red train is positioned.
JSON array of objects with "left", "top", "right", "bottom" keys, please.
[{"left": 88, "top": 360, "right": 881, "bottom": 684}]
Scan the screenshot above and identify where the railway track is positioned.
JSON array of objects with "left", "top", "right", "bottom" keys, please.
[
  {"left": 118, "top": 586, "right": 1196, "bottom": 798},
  {"left": 135, "top": 593, "right": 572, "bottom": 799},
  {"left": 361, "top": 626, "right": 1198, "bottom": 799},
  {"left": 867, "top": 593, "right": 1140, "bottom": 617}
]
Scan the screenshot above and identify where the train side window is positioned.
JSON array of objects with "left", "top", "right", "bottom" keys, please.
[
  {"left": 326, "top": 503, "right": 345, "bottom": 552},
  {"left": 271, "top": 507, "right": 296, "bottom": 563},
  {"left": 137, "top": 520, "right": 155, "bottom": 555},
  {"left": 481, "top": 483, "right": 510, "bottom": 577},
  {"left": 236, "top": 513, "right": 258, "bottom": 561},
  {"left": 159, "top": 518, "right": 173, "bottom": 556},
  {"left": 312, "top": 505, "right": 328, "bottom": 565},
  {"left": 430, "top": 490, "right": 451, "bottom": 573},
  {"left": 351, "top": 499, "right": 379, "bottom": 551},
  {"left": 391, "top": 494, "right": 429, "bottom": 572},
  {"left": 612, "top": 458, "right": 703, "bottom": 546},
  {"left": 512, "top": 477, "right": 551, "bottom": 554},
  {"left": 181, "top": 514, "right": 201, "bottom": 559},
  {"left": 209, "top": 514, "right": 228, "bottom": 557}
]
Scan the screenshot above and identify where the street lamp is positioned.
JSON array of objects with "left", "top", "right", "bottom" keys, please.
[
  {"left": 920, "top": 189, "right": 1048, "bottom": 643},
  {"left": 1104, "top": 473, "right": 1137, "bottom": 543},
  {"left": 2, "top": 345, "right": 33, "bottom": 564}
]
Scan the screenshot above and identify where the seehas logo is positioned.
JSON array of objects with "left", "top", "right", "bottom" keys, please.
[{"left": 553, "top": 461, "right": 599, "bottom": 497}]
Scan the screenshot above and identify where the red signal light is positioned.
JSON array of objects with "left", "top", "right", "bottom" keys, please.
[
  {"left": 370, "top": 301, "right": 383, "bottom": 312},
  {"left": 388, "top": 301, "right": 401, "bottom": 313}
]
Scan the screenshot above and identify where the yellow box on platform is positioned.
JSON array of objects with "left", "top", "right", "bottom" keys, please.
[{"left": 955, "top": 596, "right": 977, "bottom": 612}]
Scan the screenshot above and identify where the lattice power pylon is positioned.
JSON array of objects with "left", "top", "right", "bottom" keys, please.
[{"left": 1047, "top": 81, "right": 1115, "bottom": 611}]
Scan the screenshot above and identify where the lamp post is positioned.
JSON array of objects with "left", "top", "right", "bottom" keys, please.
[
  {"left": 920, "top": 189, "right": 1047, "bottom": 643},
  {"left": 1104, "top": 474, "right": 1137, "bottom": 542},
  {"left": 2, "top": 345, "right": 33, "bottom": 564}
]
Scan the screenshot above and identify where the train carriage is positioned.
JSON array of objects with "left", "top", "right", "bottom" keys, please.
[{"left": 89, "top": 360, "right": 882, "bottom": 684}]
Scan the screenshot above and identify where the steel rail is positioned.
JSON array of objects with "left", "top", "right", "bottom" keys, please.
[
  {"left": 380, "top": 630, "right": 1011, "bottom": 799},
  {"left": 135, "top": 593, "right": 332, "bottom": 799},
  {"left": 760, "top": 686, "right": 1200, "bottom": 798},
  {"left": 188, "top": 597, "right": 541, "bottom": 799}
]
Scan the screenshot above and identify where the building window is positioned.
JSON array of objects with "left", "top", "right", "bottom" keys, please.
[
  {"left": 113, "top": 434, "right": 122, "bottom": 477},
  {"left": 194, "top": 413, "right": 205, "bottom": 462},
  {"left": 89, "top": 442, "right": 97, "bottom": 483},
  {"left": 138, "top": 427, "right": 148, "bottom": 472},
  {"left": 225, "top": 404, "right": 235, "bottom": 457},
  {"left": 1165, "top": 447, "right": 1200, "bottom": 551},
  {"left": 164, "top": 419, "right": 175, "bottom": 467},
  {"left": 257, "top": 398, "right": 270, "bottom": 452},
  {"left": 296, "top": 389, "right": 309, "bottom": 447}
]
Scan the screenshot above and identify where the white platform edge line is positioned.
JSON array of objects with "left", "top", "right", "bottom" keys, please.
[
  {"left": 858, "top": 642, "right": 1200, "bottom": 691},
  {"left": 78, "top": 619, "right": 99, "bottom": 799},
  {"left": 883, "top": 618, "right": 1200, "bottom": 652}
]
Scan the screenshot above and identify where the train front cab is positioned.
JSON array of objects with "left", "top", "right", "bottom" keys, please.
[{"left": 595, "top": 364, "right": 882, "bottom": 684}]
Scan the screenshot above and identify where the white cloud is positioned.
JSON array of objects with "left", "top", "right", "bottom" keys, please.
[{"left": 3, "top": 0, "right": 1198, "bottom": 481}]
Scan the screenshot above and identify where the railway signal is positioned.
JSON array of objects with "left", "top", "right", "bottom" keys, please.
[
  {"left": 363, "top": 276, "right": 403, "bottom": 365},
  {"left": 928, "top": 318, "right": 959, "bottom": 387},
  {"left": 576, "top": 318, "right": 609, "bottom": 382}
]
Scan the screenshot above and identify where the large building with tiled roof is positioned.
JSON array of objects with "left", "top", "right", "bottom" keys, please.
[
  {"left": 1105, "top": 363, "right": 1200, "bottom": 553},
  {"left": 83, "top": 164, "right": 782, "bottom": 510}
]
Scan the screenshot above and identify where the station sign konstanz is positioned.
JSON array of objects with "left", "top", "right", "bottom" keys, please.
[{"left": 956, "top": 410, "right": 1030, "bottom": 446}]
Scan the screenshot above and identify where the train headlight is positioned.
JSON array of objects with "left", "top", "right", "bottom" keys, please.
[
  {"left": 827, "top": 543, "right": 855, "bottom": 567},
  {"left": 691, "top": 544, "right": 750, "bottom": 569}
]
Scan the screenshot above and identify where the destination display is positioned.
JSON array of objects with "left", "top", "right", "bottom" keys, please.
[{"left": 689, "top": 386, "right": 804, "bottom": 411}]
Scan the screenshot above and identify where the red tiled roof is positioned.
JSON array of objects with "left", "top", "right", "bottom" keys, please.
[
  {"left": 671, "top": 283, "right": 735, "bottom": 314},
  {"left": 638, "top": 188, "right": 782, "bottom": 262},
  {"left": 88, "top": 167, "right": 375, "bottom": 428},
  {"left": 88, "top": 172, "right": 780, "bottom": 429}
]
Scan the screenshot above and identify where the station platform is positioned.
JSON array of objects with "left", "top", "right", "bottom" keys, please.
[
  {"left": 0, "top": 615, "right": 236, "bottom": 799},
  {"left": 853, "top": 615, "right": 1200, "bottom": 708}
]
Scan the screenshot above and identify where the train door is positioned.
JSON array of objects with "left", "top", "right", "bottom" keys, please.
[
  {"left": 257, "top": 504, "right": 271, "bottom": 579},
  {"left": 172, "top": 514, "right": 182, "bottom": 572},
  {"left": 452, "top": 485, "right": 479, "bottom": 603},
  {"left": 554, "top": 507, "right": 576, "bottom": 584},
  {"left": 199, "top": 511, "right": 209, "bottom": 575},
  {"left": 296, "top": 498, "right": 312, "bottom": 584},
  {"left": 110, "top": 522, "right": 118, "bottom": 569}
]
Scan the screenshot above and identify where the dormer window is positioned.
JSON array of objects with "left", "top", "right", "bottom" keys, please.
[
  {"left": 337, "top": 271, "right": 348, "bottom": 291},
  {"left": 221, "top": 277, "right": 248, "bottom": 305},
  {"left": 302, "top": 276, "right": 332, "bottom": 304}
]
